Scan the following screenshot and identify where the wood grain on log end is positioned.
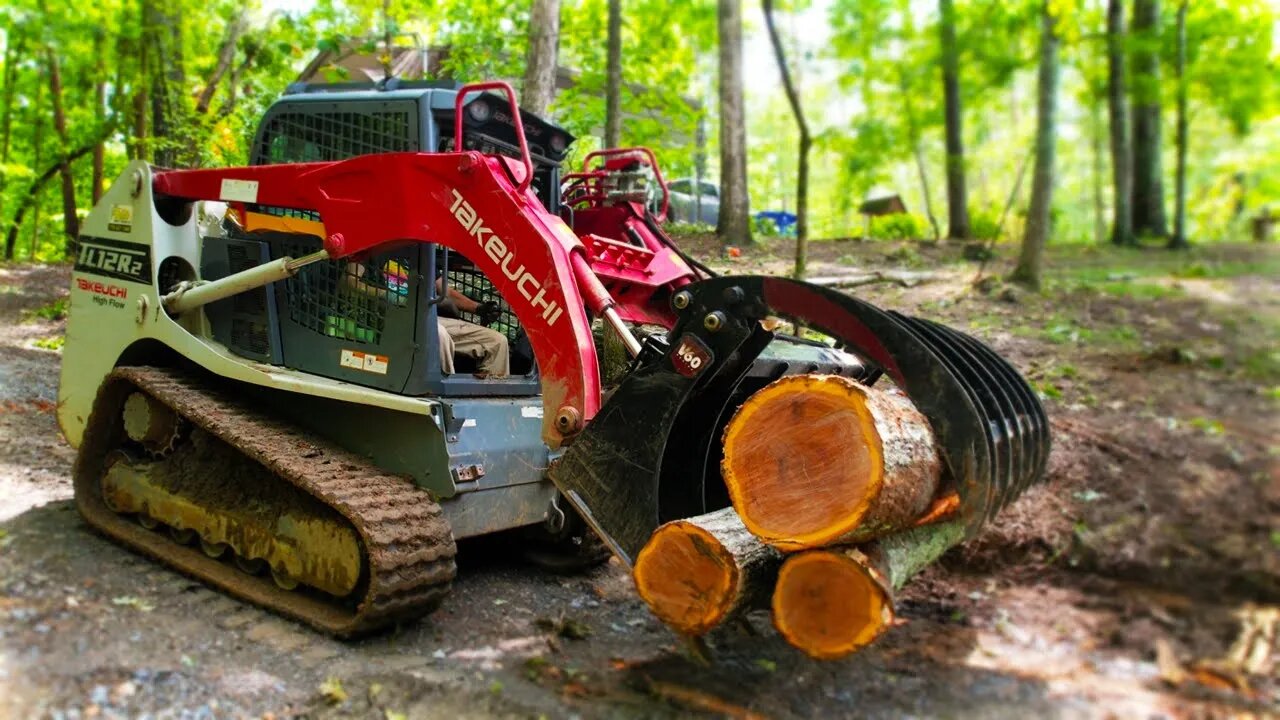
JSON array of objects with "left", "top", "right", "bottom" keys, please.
[
  {"left": 771, "top": 548, "right": 892, "bottom": 660},
  {"left": 721, "top": 374, "right": 941, "bottom": 551},
  {"left": 633, "top": 508, "right": 779, "bottom": 636}
]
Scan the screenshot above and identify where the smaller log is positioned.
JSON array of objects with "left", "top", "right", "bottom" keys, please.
[
  {"left": 633, "top": 507, "right": 782, "bottom": 636},
  {"left": 721, "top": 374, "right": 942, "bottom": 551},
  {"left": 772, "top": 519, "right": 965, "bottom": 660}
]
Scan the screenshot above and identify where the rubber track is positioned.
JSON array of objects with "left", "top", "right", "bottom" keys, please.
[{"left": 73, "top": 366, "right": 457, "bottom": 636}]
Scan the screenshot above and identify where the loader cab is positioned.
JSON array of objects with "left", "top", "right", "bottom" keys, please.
[{"left": 202, "top": 81, "right": 575, "bottom": 397}]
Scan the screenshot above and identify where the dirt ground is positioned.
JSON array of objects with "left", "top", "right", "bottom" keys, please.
[{"left": 0, "top": 239, "right": 1276, "bottom": 719}]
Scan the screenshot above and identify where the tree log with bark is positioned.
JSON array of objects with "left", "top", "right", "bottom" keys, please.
[
  {"left": 773, "top": 520, "right": 966, "bottom": 659},
  {"left": 721, "top": 375, "right": 942, "bottom": 551},
  {"left": 633, "top": 507, "right": 781, "bottom": 636},
  {"left": 523, "top": 0, "right": 562, "bottom": 117}
]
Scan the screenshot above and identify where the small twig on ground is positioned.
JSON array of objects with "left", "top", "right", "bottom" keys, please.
[
  {"left": 806, "top": 270, "right": 939, "bottom": 289},
  {"left": 1050, "top": 417, "right": 1144, "bottom": 463}
]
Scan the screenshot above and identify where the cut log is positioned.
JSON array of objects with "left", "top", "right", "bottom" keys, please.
[
  {"left": 772, "top": 519, "right": 966, "bottom": 660},
  {"left": 633, "top": 507, "right": 782, "bottom": 636},
  {"left": 721, "top": 374, "right": 942, "bottom": 551}
]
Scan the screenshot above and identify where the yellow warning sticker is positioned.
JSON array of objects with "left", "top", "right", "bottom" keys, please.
[
  {"left": 340, "top": 349, "right": 389, "bottom": 375},
  {"left": 108, "top": 204, "right": 133, "bottom": 233}
]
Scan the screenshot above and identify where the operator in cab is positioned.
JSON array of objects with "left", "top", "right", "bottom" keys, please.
[{"left": 432, "top": 277, "right": 510, "bottom": 378}]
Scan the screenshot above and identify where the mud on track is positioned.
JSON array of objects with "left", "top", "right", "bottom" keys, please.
[{"left": 0, "top": 253, "right": 1275, "bottom": 718}]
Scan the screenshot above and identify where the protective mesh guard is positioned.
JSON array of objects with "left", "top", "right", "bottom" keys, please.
[
  {"left": 444, "top": 265, "right": 520, "bottom": 341},
  {"left": 277, "top": 236, "right": 413, "bottom": 346},
  {"left": 258, "top": 109, "right": 417, "bottom": 163}
]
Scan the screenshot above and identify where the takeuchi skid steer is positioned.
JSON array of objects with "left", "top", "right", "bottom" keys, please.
[{"left": 59, "top": 80, "right": 1049, "bottom": 636}]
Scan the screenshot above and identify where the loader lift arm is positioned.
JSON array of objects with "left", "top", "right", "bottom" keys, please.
[{"left": 153, "top": 150, "right": 606, "bottom": 448}]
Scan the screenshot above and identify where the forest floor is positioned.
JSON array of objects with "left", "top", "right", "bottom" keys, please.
[{"left": 0, "top": 239, "right": 1276, "bottom": 719}]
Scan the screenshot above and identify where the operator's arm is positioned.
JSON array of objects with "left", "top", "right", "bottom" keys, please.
[{"left": 435, "top": 278, "right": 480, "bottom": 313}]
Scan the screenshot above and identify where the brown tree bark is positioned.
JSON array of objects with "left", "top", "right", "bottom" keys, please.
[
  {"left": 1130, "top": 0, "right": 1167, "bottom": 239},
  {"left": 716, "top": 0, "right": 751, "bottom": 246},
  {"left": 633, "top": 507, "right": 782, "bottom": 636},
  {"left": 1010, "top": 2, "right": 1060, "bottom": 290},
  {"left": 772, "top": 520, "right": 965, "bottom": 660},
  {"left": 762, "top": 0, "right": 810, "bottom": 278},
  {"left": 0, "top": 29, "right": 20, "bottom": 258},
  {"left": 938, "top": 0, "right": 970, "bottom": 240},
  {"left": 604, "top": 0, "right": 623, "bottom": 147},
  {"left": 6, "top": 142, "right": 100, "bottom": 262},
  {"left": 46, "top": 49, "right": 80, "bottom": 254},
  {"left": 196, "top": 11, "right": 248, "bottom": 114},
  {"left": 522, "top": 0, "right": 562, "bottom": 117},
  {"left": 1106, "top": 0, "right": 1133, "bottom": 246},
  {"left": 28, "top": 65, "right": 45, "bottom": 259},
  {"left": 1169, "top": 0, "right": 1189, "bottom": 249},
  {"left": 721, "top": 375, "right": 942, "bottom": 551},
  {"left": 92, "top": 30, "right": 106, "bottom": 204}
]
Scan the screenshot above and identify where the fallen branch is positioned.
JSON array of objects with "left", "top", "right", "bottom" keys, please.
[{"left": 806, "top": 270, "right": 939, "bottom": 289}]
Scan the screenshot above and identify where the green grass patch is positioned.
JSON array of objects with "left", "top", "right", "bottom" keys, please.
[
  {"left": 24, "top": 297, "right": 68, "bottom": 322},
  {"left": 32, "top": 336, "right": 64, "bottom": 351}
]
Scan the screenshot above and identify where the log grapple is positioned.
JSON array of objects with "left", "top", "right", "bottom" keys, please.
[{"left": 58, "top": 80, "right": 1049, "bottom": 637}]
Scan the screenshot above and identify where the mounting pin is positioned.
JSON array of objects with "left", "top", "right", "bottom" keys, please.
[
  {"left": 672, "top": 291, "right": 692, "bottom": 311},
  {"left": 703, "top": 311, "right": 727, "bottom": 332}
]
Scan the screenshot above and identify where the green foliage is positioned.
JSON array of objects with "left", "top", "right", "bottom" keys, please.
[
  {"left": 869, "top": 213, "right": 928, "bottom": 240},
  {"left": 25, "top": 297, "right": 67, "bottom": 322}
]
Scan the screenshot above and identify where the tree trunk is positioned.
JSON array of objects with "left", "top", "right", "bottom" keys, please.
[
  {"left": 1106, "top": 0, "right": 1133, "bottom": 246},
  {"left": 1010, "top": 3, "right": 1060, "bottom": 291},
  {"left": 1130, "top": 0, "right": 1166, "bottom": 239},
  {"left": 1169, "top": 0, "right": 1189, "bottom": 249},
  {"left": 1091, "top": 101, "right": 1107, "bottom": 246},
  {"left": 147, "top": 0, "right": 188, "bottom": 167},
  {"left": 772, "top": 520, "right": 966, "bottom": 660},
  {"left": 381, "top": 0, "right": 393, "bottom": 80},
  {"left": 28, "top": 67, "right": 45, "bottom": 259},
  {"left": 195, "top": 11, "right": 247, "bottom": 114},
  {"left": 522, "top": 0, "right": 561, "bottom": 117},
  {"left": 47, "top": 49, "right": 80, "bottom": 254},
  {"left": 0, "top": 30, "right": 19, "bottom": 258},
  {"left": 604, "top": 0, "right": 623, "bottom": 147},
  {"left": 899, "top": 68, "right": 939, "bottom": 241},
  {"left": 92, "top": 30, "right": 107, "bottom": 203},
  {"left": 721, "top": 375, "right": 942, "bottom": 551},
  {"left": 5, "top": 143, "right": 101, "bottom": 262},
  {"left": 716, "top": 0, "right": 751, "bottom": 246},
  {"left": 938, "top": 0, "right": 970, "bottom": 240},
  {"left": 633, "top": 507, "right": 782, "bottom": 636},
  {"left": 762, "top": 0, "right": 810, "bottom": 278},
  {"left": 132, "top": 31, "right": 149, "bottom": 161}
]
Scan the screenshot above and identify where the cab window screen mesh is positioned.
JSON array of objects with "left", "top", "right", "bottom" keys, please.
[{"left": 277, "top": 235, "right": 412, "bottom": 346}]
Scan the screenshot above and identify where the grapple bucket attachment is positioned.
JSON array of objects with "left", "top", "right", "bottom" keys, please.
[{"left": 548, "top": 276, "right": 1050, "bottom": 565}]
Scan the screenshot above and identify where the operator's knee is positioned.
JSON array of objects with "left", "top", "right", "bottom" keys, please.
[{"left": 480, "top": 327, "right": 510, "bottom": 377}]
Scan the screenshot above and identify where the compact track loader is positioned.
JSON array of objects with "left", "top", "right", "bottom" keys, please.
[{"left": 60, "top": 81, "right": 1049, "bottom": 635}]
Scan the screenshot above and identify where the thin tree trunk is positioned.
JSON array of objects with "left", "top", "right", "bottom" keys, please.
[
  {"left": 522, "top": 0, "right": 561, "bottom": 117},
  {"left": 1091, "top": 101, "right": 1107, "bottom": 246},
  {"left": 6, "top": 143, "right": 102, "bottom": 261},
  {"left": 381, "top": 0, "right": 393, "bottom": 79},
  {"left": 1130, "top": 0, "right": 1166, "bottom": 239},
  {"left": 716, "top": 0, "right": 751, "bottom": 246},
  {"left": 1169, "top": 0, "right": 1189, "bottom": 249},
  {"left": 132, "top": 31, "right": 149, "bottom": 161},
  {"left": 899, "top": 67, "right": 939, "bottom": 240},
  {"left": 1106, "top": 0, "right": 1133, "bottom": 246},
  {"left": 762, "top": 0, "right": 810, "bottom": 278},
  {"left": 604, "top": 0, "right": 623, "bottom": 147},
  {"left": 195, "top": 11, "right": 247, "bottom": 114},
  {"left": 46, "top": 49, "right": 80, "bottom": 254},
  {"left": 92, "top": 31, "right": 107, "bottom": 203},
  {"left": 939, "top": 0, "right": 970, "bottom": 240},
  {"left": 29, "top": 70, "right": 45, "bottom": 259},
  {"left": 1010, "top": 2, "right": 1060, "bottom": 290},
  {"left": 0, "top": 30, "right": 19, "bottom": 258}
]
